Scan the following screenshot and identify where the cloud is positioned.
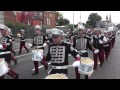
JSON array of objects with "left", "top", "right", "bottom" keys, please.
[{"left": 59, "top": 11, "right": 120, "bottom": 24}]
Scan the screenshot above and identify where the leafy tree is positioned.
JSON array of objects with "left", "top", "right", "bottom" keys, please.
[
  {"left": 55, "top": 12, "right": 70, "bottom": 26},
  {"left": 116, "top": 24, "right": 120, "bottom": 29},
  {"left": 86, "top": 13, "right": 102, "bottom": 28}
]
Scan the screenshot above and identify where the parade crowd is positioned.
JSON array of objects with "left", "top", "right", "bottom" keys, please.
[{"left": 0, "top": 24, "right": 116, "bottom": 79}]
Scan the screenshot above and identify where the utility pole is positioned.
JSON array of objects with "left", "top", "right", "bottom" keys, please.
[{"left": 73, "top": 11, "right": 74, "bottom": 31}]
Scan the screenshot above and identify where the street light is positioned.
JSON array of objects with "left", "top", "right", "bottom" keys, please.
[
  {"left": 80, "top": 11, "right": 81, "bottom": 23},
  {"left": 73, "top": 11, "right": 74, "bottom": 31}
]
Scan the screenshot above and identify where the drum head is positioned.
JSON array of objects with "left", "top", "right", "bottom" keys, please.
[
  {"left": 81, "top": 57, "right": 94, "bottom": 65},
  {"left": 45, "top": 74, "right": 68, "bottom": 79}
]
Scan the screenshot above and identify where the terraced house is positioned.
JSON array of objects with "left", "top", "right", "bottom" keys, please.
[{"left": 3, "top": 11, "right": 56, "bottom": 28}]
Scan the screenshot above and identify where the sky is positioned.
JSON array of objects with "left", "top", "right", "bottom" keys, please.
[{"left": 59, "top": 11, "right": 120, "bottom": 25}]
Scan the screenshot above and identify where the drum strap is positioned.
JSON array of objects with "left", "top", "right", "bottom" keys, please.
[{"left": 51, "top": 65, "right": 70, "bottom": 69}]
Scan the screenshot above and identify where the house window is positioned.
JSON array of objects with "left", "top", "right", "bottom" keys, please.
[
  {"left": 34, "top": 13, "right": 38, "bottom": 16},
  {"left": 49, "top": 18, "right": 50, "bottom": 25},
  {"left": 25, "top": 12, "right": 28, "bottom": 15},
  {"left": 47, "top": 17, "right": 49, "bottom": 25},
  {"left": 39, "top": 12, "right": 42, "bottom": 16},
  {"left": 50, "top": 14, "right": 52, "bottom": 17}
]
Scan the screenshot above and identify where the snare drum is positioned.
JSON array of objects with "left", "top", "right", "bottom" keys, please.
[
  {"left": 78, "top": 57, "right": 94, "bottom": 75},
  {"left": 31, "top": 49, "right": 43, "bottom": 61},
  {"left": 45, "top": 74, "right": 68, "bottom": 79},
  {"left": 0, "top": 58, "right": 9, "bottom": 76}
]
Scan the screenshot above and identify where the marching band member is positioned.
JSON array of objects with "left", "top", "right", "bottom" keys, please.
[
  {"left": 108, "top": 31, "right": 112, "bottom": 53},
  {"left": 90, "top": 28, "right": 104, "bottom": 70},
  {"left": 103, "top": 31, "right": 110, "bottom": 60},
  {"left": 18, "top": 29, "right": 29, "bottom": 54},
  {"left": 71, "top": 28, "right": 92, "bottom": 79},
  {"left": 45, "top": 29, "right": 81, "bottom": 79},
  {"left": 111, "top": 31, "right": 116, "bottom": 48},
  {"left": 0, "top": 24, "right": 19, "bottom": 79},
  {"left": 86, "top": 29, "right": 93, "bottom": 51},
  {"left": 8, "top": 28, "right": 17, "bottom": 65},
  {"left": 30, "top": 25, "right": 48, "bottom": 75}
]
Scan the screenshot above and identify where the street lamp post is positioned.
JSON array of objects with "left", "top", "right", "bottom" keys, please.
[
  {"left": 73, "top": 11, "right": 74, "bottom": 31},
  {"left": 80, "top": 11, "right": 81, "bottom": 23}
]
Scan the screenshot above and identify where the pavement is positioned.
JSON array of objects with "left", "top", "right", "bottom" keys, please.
[{"left": 3, "top": 35, "right": 120, "bottom": 79}]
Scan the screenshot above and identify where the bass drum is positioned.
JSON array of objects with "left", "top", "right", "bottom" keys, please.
[{"left": 0, "top": 58, "right": 9, "bottom": 76}]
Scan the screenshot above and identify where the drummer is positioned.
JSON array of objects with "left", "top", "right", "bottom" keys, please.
[
  {"left": 45, "top": 28, "right": 81, "bottom": 79},
  {"left": 31, "top": 25, "right": 48, "bottom": 75},
  {"left": 71, "top": 27, "right": 92, "bottom": 79},
  {"left": 90, "top": 28, "right": 105, "bottom": 70},
  {"left": 103, "top": 31, "right": 110, "bottom": 60},
  {"left": 0, "top": 24, "right": 19, "bottom": 79},
  {"left": 7, "top": 28, "right": 17, "bottom": 65}
]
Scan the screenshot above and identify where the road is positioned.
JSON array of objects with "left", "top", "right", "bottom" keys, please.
[{"left": 4, "top": 35, "right": 120, "bottom": 79}]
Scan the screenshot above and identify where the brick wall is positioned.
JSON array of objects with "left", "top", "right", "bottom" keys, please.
[
  {"left": 4, "top": 11, "right": 16, "bottom": 23},
  {"left": 43, "top": 11, "right": 55, "bottom": 28}
]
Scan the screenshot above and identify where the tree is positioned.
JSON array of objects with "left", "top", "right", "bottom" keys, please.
[
  {"left": 55, "top": 12, "right": 63, "bottom": 24},
  {"left": 55, "top": 12, "right": 70, "bottom": 26},
  {"left": 85, "top": 13, "right": 102, "bottom": 28},
  {"left": 63, "top": 18, "right": 70, "bottom": 25},
  {"left": 116, "top": 24, "right": 120, "bottom": 29}
]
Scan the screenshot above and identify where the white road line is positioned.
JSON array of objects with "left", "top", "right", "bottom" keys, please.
[
  {"left": 16, "top": 53, "right": 32, "bottom": 58},
  {"left": 32, "top": 62, "right": 51, "bottom": 71},
  {"left": 14, "top": 47, "right": 31, "bottom": 51}
]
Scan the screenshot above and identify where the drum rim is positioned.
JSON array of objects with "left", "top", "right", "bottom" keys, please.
[
  {"left": 45, "top": 74, "right": 68, "bottom": 79},
  {"left": 31, "top": 49, "right": 43, "bottom": 52},
  {"left": 78, "top": 69, "right": 94, "bottom": 75}
]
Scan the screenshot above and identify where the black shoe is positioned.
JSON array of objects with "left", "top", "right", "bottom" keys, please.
[
  {"left": 15, "top": 74, "right": 19, "bottom": 79},
  {"left": 32, "top": 71, "right": 39, "bottom": 75},
  {"left": 19, "top": 53, "right": 21, "bottom": 55},
  {"left": 100, "top": 64, "right": 102, "bottom": 67}
]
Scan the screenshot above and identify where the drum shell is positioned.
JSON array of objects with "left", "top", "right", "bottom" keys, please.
[
  {"left": 0, "top": 59, "right": 9, "bottom": 76},
  {"left": 31, "top": 49, "right": 43, "bottom": 61}
]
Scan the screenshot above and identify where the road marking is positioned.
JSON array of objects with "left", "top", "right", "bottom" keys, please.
[
  {"left": 14, "top": 47, "right": 31, "bottom": 52},
  {"left": 16, "top": 53, "right": 32, "bottom": 58},
  {"left": 32, "top": 62, "right": 51, "bottom": 71}
]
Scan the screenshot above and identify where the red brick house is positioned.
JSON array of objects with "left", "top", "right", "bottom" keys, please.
[
  {"left": 4, "top": 11, "right": 56, "bottom": 28},
  {"left": 43, "top": 11, "right": 56, "bottom": 28},
  {"left": 4, "top": 11, "right": 16, "bottom": 23}
]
